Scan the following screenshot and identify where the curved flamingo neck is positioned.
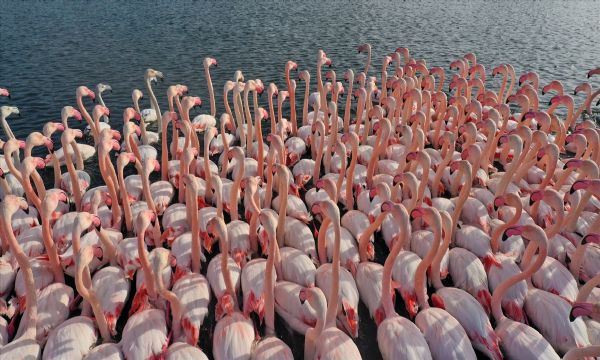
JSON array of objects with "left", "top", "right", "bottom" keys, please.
[
  {"left": 382, "top": 208, "right": 409, "bottom": 318},
  {"left": 2, "top": 215, "right": 38, "bottom": 340},
  {"left": 415, "top": 214, "right": 441, "bottom": 310},
  {"left": 217, "top": 222, "right": 237, "bottom": 309},
  {"left": 491, "top": 234, "right": 547, "bottom": 324},
  {"left": 230, "top": 152, "right": 244, "bottom": 221},
  {"left": 325, "top": 215, "right": 341, "bottom": 328},
  {"left": 205, "top": 64, "right": 216, "bottom": 117},
  {"left": 62, "top": 137, "right": 82, "bottom": 211},
  {"left": 117, "top": 162, "right": 134, "bottom": 233},
  {"left": 497, "top": 145, "right": 522, "bottom": 196},
  {"left": 75, "top": 250, "right": 112, "bottom": 341},
  {"left": 312, "top": 125, "right": 325, "bottom": 183},
  {"left": 96, "top": 228, "right": 118, "bottom": 266},
  {"left": 187, "top": 181, "right": 202, "bottom": 273},
  {"left": 343, "top": 74, "right": 354, "bottom": 133},
  {"left": 243, "top": 86, "right": 254, "bottom": 153},
  {"left": 345, "top": 139, "right": 358, "bottom": 210},
  {"left": 451, "top": 166, "right": 472, "bottom": 230},
  {"left": 77, "top": 95, "right": 97, "bottom": 144},
  {"left": 154, "top": 256, "right": 182, "bottom": 340},
  {"left": 359, "top": 211, "right": 386, "bottom": 262},
  {"left": 137, "top": 223, "right": 157, "bottom": 299},
  {"left": 264, "top": 225, "right": 278, "bottom": 336},
  {"left": 276, "top": 170, "right": 288, "bottom": 247},
  {"left": 576, "top": 274, "right": 600, "bottom": 303},
  {"left": 41, "top": 211, "right": 65, "bottom": 283},
  {"left": 145, "top": 77, "right": 162, "bottom": 134},
  {"left": 491, "top": 202, "right": 522, "bottom": 253}
]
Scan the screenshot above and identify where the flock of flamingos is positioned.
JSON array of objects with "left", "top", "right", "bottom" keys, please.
[{"left": 1, "top": 44, "right": 600, "bottom": 360}]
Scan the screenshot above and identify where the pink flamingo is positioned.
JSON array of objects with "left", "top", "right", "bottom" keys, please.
[{"left": 207, "top": 217, "right": 255, "bottom": 360}]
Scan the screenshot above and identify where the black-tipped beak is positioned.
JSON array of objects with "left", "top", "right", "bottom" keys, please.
[
  {"left": 502, "top": 231, "right": 509, "bottom": 242},
  {"left": 569, "top": 186, "right": 576, "bottom": 195},
  {"left": 573, "top": 90, "right": 577, "bottom": 96},
  {"left": 569, "top": 309, "right": 577, "bottom": 322},
  {"left": 300, "top": 297, "right": 306, "bottom": 305},
  {"left": 529, "top": 197, "right": 535, "bottom": 207},
  {"left": 7, "top": 94, "right": 11, "bottom": 100},
  {"left": 493, "top": 203, "right": 498, "bottom": 212},
  {"left": 541, "top": 91, "right": 546, "bottom": 96}
]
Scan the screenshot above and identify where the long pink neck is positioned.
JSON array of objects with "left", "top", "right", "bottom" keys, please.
[
  {"left": 230, "top": 154, "right": 244, "bottom": 221},
  {"left": 576, "top": 274, "right": 600, "bottom": 302},
  {"left": 188, "top": 183, "right": 202, "bottom": 274},
  {"left": 118, "top": 163, "right": 134, "bottom": 233},
  {"left": 161, "top": 115, "right": 170, "bottom": 181},
  {"left": 325, "top": 216, "right": 341, "bottom": 328},
  {"left": 154, "top": 257, "right": 182, "bottom": 340},
  {"left": 3, "top": 216, "right": 37, "bottom": 340},
  {"left": 264, "top": 227, "right": 278, "bottom": 336},
  {"left": 62, "top": 138, "right": 82, "bottom": 211},
  {"left": 491, "top": 237, "right": 546, "bottom": 324},
  {"left": 451, "top": 167, "right": 472, "bottom": 230},
  {"left": 137, "top": 224, "right": 157, "bottom": 299},
  {"left": 491, "top": 202, "right": 522, "bottom": 253},
  {"left": 415, "top": 215, "right": 441, "bottom": 309},
  {"left": 205, "top": 65, "right": 216, "bottom": 117},
  {"left": 41, "top": 212, "right": 65, "bottom": 283},
  {"left": 77, "top": 95, "right": 97, "bottom": 144},
  {"left": 359, "top": 211, "right": 386, "bottom": 262},
  {"left": 276, "top": 171, "right": 288, "bottom": 247},
  {"left": 217, "top": 223, "right": 237, "bottom": 310},
  {"left": 75, "top": 251, "right": 112, "bottom": 341},
  {"left": 302, "top": 78, "right": 310, "bottom": 126},
  {"left": 382, "top": 209, "right": 409, "bottom": 318}
]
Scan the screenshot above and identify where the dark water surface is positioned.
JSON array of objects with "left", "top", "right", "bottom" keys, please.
[{"left": 1, "top": 0, "right": 600, "bottom": 358}]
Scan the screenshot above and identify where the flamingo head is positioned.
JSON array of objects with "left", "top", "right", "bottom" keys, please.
[
  {"left": 518, "top": 73, "right": 529, "bottom": 86},
  {"left": 529, "top": 190, "right": 544, "bottom": 206},
  {"left": 205, "top": 57, "right": 218, "bottom": 67},
  {"left": 79, "top": 86, "right": 96, "bottom": 101},
  {"left": 570, "top": 302, "right": 594, "bottom": 321},
  {"left": 503, "top": 225, "right": 525, "bottom": 241},
  {"left": 493, "top": 196, "right": 506, "bottom": 212},
  {"left": 409, "top": 207, "right": 426, "bottom": 221},
  {"left": 570, "top": 179, "right": 592, "bottom": 194},
  {"left": 286, "top": 61, "right": 298, "bottom": 72},
  {"left": 582, "top": 233, "right": 600, "bottom": 245}
]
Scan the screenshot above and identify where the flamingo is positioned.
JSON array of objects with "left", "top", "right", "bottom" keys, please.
[{"left": 207, "top": 217, "right": 255, "bottom": 360}]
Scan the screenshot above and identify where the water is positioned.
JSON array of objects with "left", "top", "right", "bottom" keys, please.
[{"left": 1, "top": 0, "right": 600, "bottom": 358}]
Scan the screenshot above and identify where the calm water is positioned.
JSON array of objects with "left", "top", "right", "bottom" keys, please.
[{"left": 2, "top": 0, "right": 600, "bottom": 358}]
